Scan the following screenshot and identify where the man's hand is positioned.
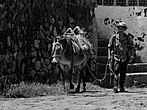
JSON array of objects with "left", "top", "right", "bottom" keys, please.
[
  {"left": 129, "top": 56, "right": 134, "bottom": 63},
  {"left": 114, "top": 74, "right": 119, "bottom": 80},
  {"left": 108, "top": 56, "right": 111, "bottom": 61}
]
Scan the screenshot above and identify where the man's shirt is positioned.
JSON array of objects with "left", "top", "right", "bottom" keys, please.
[{"left": 108, "top": 33, "right": 135, "bottom": 62}]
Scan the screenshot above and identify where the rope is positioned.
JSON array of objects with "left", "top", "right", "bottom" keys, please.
[
  {"left": 87, "top": 60, "right": 110, "bottom": 84},
  {"left": 93, "top": 60, "right": 109, "bottom": 65},
  {"left": 87, "top": 59, "right": 117, "bottom": 86},
  {"left": 93, "top": 59, "right": 115, "bottom": 76}
]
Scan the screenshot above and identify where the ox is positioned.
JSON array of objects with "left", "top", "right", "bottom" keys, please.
[{"left": 51, "top": 34, "right": 92, "bottom": 93}]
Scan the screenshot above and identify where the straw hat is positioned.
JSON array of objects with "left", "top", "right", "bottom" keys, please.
[{"left": 116, "top": 22, "right": 128, "bottom": 30}]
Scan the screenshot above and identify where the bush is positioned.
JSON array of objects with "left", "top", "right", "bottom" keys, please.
[{"left": 5, "top": 81, "right": 67, "bottom": 98}]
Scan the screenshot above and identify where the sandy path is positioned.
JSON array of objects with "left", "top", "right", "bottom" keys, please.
[{"left": 1, "top": 87, "right": 147, "bottom": 110}]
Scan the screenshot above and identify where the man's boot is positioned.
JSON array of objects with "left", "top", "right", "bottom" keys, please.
[
  {"left": 113, "top": 75, "right": 119, "bottom": 93},
  {"left": 120, "top": 87, "right": 125, "bottom": 92}
]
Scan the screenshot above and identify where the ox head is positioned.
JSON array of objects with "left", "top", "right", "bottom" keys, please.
[{"left": 51, "top": 36, "right": 64, "bottom": 63}]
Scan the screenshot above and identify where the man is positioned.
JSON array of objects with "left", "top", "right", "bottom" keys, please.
[{"left": 108, "top": 21, "right": 135, "bottom": 93}]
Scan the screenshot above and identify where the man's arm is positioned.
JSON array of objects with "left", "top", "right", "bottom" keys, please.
[
  {"left": 108, "top": 35, "right": 114, "bottom": 60},
  {"left": 128, "top": 36, "right": 135, "bottom": 63}
]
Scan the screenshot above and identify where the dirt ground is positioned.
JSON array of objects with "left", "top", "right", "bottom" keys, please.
[{"left": 1, "top": 83, "right": 147, "bottom": 110}]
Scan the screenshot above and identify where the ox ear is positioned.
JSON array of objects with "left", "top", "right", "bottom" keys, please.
[
  {"left": 53, "top": 37, "right": 56, "bottom": 43},
  {"left": 58, "top": 36, "right": 67, "bottom": 43}
]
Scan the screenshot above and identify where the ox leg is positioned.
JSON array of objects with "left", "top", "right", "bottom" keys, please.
[
  {"left": 60, "top": 64, "right": 74, "bottom": 91},
  {"left": 82, "top": 68, "right": 86, "bottom": 92},
  {"left": 0, "top": 76, "right": 5, "bottom": 93},
  {"left": 76, "top": 65, "right": 87, "bottom": 93},
  {"left": 69, "top": 80, "right": 74, "bottom": 90},
  {"left": 59, "top": 64, "right": 67, "bottom": 91},
  {"left": 68, "top": 68, "right": 74, "bottom": 90},
  {"left": 0, "top": 83, "right": 4, "bottom": 93},
  {"left": 61, "top": 69, "right": 66, "bottom": 91},
  {"left": 76, "top": 70, "right": 82, "bottom": 93}
]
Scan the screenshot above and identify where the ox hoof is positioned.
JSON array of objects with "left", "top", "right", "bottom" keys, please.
[
  {"left": 75, "top": 88, "right": 80, "bottom": 93},
  {"left": 70, "top": 84, "right": 74, "bottom": 90},
  {"left": 82, "top": 88, "right": 86, "bottom": 92}
]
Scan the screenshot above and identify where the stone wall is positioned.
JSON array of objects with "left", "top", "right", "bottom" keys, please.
[
  {"left": 95, "top": 6, "right": 147, "bottom": 62},
  {"left": 0, "top": 0, "right": 97, "bottom": 84}
]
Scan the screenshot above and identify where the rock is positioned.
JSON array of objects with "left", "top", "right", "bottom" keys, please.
[
  {"left": 38, "top": 71, "right": 46, "bottom": 76},
  {"left": 34, "top": 40, "right": 40, "bottom": 48},
  {"left": 42, "top": 62, "right": 46, "bottom": 68},
  {"left": 32, "top": 58, "right": 36, "bottom": 63},
  {"left": 39, "top": 30, "right": 45, "bottom": 39},
  {"left": 7, "top": 68, "right": 12, "bottom": 73},
  {"left": 6, "top": 53, "right": 14, "bottom": 63},
  {"left": 40, "top": 40, "right": 46, "bottom": 50},
  {"left": 17, "top": 51, "right": 24, "bottom": 63},
  {"left": 7, "top": 36, "right": 11, "bottom": 47},
  {"left": 47, "top": 64, "right": 51, "bottom": 70},
  {"left": 8, "top": 74, "right": 18, "bottom": 84},
  {"left": 35, "top": 60, "right": 41, "bottom": 71},
  {"left": 62, "top": 26, "right": 66, "bottom": 34},
  {"left": 44, "top": 66, "right": 48, "bottom": 72},
  {"left": 53, "top": 27, "right": 57, "bottom": 36},
  {"left": 22, "top": 63, "right": 25, "bottom": 74},
  {"left": 44, "top": 51, "right": 49, "bottom": 58},
  {"left": 12, "top": 61, "right": 16, "bottom": 72},
  {"left": 0, "top": 42, "right": 3, "bottom": 49},
  {"left": 19, "top": 40, "right": 23, "bottom": 48},
  {"left": 30, "top": 70, "right": 36, "bottom": 77},
  {"left": 49, "top": 25, "right": 53, "bottom": 32},
  {"left": 31, "top": 51, "right": 37, "bottom": 57},
  {"left": 41, "top": 57, "right": 44, "bottom": 64},
  {"left": 48, "top": 44, "right": 51, "bottom": 51},
  {"left": 38, "top": 51, "right": 41, "bottom": 57},
  {"left": 13, "top": 52, "right": 17, "bottom": 59},
  {"left": 14, "top": 44, "right": 18, "bottom": 51},
  {"left": 45, "top": 59, "right": 50, "bottom": 65}
]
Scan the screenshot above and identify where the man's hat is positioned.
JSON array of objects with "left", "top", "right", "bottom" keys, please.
[
  {"left": 63, "top": 28, "right": 75, "bottom": 35},
  {"left": 73, "top": 26, "right": 85, "bottom": 34},
  {"left": 116, "top": 22, "right": 128, "bottom": 30}
]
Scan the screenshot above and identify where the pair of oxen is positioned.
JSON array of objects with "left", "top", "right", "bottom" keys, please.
[{"left": 51, "top": 26, "right": 93, "bottom": 93}]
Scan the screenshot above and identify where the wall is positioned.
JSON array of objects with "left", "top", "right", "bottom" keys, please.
[
  {"left": 95, "top": 6, "right": 147, "bottom": 62},
  {"left": 0, "top": 0, "right": 96, "bottom": 84}
]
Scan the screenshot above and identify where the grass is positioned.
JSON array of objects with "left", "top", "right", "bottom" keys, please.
[
  {"left": 4, "top": 81, "right": 103, "bottom": 98},
  {"left": 5, "top": 81, "right": 68, "bottom": 98}
]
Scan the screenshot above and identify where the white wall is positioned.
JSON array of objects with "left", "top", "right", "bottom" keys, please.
[{"left": 95, "top": 6, "right": 147, "bottom": 62}]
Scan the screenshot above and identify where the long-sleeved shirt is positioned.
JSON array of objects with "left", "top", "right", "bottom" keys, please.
[{"left": 108, "top": 33, "right": 135, "bottom": 62}]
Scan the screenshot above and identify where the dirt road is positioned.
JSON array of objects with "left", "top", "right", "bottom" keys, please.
[{"left": 1, "top": 86, "right": 147, "bottom": 110}]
